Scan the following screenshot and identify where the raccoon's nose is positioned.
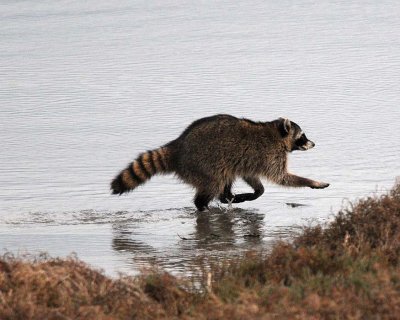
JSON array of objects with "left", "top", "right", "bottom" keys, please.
[{"left": 306, "top": 141, "right": 315, "bottom": 149}]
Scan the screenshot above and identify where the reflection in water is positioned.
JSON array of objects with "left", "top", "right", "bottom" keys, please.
[
  {"left": 0, "top": 206, "right": 301, "bottom": 276},
  {"left": 194, "top": 208, "right": 264, "bottom": 248},
  {"left": 111, "top": 208, "right": 265, "bottom": 273},
  {"left": 112, "top": 235, "right": 161, "bottom": 268}
]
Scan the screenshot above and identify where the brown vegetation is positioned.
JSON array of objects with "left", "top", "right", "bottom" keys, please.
[{"left": 1, "top": 185, "right": 400, "bottom": 319}]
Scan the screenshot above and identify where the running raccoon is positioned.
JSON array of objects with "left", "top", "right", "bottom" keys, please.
[{"left": 111, "top": 114, "right": 329, "bottom": 211}]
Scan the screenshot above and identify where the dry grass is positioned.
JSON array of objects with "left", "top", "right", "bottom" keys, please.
[{"left": 1, "top": 184, "right": 400, "bottom": 319}]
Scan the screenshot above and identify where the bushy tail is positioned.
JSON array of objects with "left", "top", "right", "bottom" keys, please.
[{"left": 111, "top": 146, "right": 172, "bottom": 195}]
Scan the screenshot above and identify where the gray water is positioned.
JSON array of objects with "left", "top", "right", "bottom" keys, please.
[{"left": 1, "top": 0, "right": 400, "bottom": 276}]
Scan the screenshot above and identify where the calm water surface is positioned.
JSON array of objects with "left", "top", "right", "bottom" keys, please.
[{"left": 1, "top": 0, "right": 400, "bottom": 276}]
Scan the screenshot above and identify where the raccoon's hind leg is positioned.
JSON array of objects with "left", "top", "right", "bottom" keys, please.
[
  {"left": 193, "top": 180, "right": 223, "bottom": 211},
  {"left": 231, "top": 177, "right": 264, "bottom": 203},
  {"left": 194, "top": 191, "right": 215, "bottom": 211},
  {"left": 194, "top": 184, "right": 223, "bottom": 211}
]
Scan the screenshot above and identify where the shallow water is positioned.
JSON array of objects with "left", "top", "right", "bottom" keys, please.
[{"left": 1, "top": 0, "right": 400, "bottom": 276}]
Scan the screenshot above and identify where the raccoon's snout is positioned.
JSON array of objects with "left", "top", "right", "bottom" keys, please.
[{"left": 299, "top": 140, "right": 315, "bottom": 151}]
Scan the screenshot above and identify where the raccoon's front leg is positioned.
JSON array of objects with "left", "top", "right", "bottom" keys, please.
[
  {"left": 280, "top": 173, "right": 329, "bottom": 189},
  {"left": 231, "top": 177, "right": 265, "bottom": 203}
]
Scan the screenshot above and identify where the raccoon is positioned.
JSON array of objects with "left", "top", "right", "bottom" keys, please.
[{"left": 111, "top": 114, "right": 329, "bottom": 211}]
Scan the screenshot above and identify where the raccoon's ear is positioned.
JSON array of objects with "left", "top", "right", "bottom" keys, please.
[{"left": 278, "top": 117, "right": 291, "bottom": 137}]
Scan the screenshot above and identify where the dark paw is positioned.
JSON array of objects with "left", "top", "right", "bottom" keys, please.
[
  {"left": 232, "top": 192, "right": 259, "bottom": 203},
  {"left": 219, "top": 195, "right": 234, "bottom": 204},
  {"left": 311, "top": 182, "right": 330, "bottom": 189},
  {"left": 232, "top": 194, "right": 248, "bottom": 203}
]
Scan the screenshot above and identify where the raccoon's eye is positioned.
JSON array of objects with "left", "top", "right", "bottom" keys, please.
[{"left": 295, "top": 134, "right": 307, "bottom": 146}]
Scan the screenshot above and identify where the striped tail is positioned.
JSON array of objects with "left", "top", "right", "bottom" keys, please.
[{"left": 111, "top": 146, "right": 171, "bottom": 195}]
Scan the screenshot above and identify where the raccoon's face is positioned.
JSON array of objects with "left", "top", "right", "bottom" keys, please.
[{"left": 278, "top": 118, "right": 315, "bottom": 152}]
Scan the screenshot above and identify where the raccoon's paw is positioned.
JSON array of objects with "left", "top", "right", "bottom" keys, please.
[
  {"left": 232, "top": 194, "right": 249, "bottom": 203},
  {"left": 219, "top": 195, "right": 234, "bottom": 204},
  {"left": 311, "top": 182, "right": 330, "bottom": 189},
  {"left": 219, "top": 198, "right": 228, "bottom": 204}
]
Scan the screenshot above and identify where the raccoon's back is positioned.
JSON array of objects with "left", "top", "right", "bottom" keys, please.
[
  {"left": 174, "top": 115, "right": 276, "bottom": 175},
  {"left": 177, "top": 115, "right": 242, "bottom": 158}
]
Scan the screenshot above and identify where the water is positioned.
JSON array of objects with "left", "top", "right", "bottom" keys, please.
[{"left": 1, "top": 0, "right": 400, "bottom": 276}]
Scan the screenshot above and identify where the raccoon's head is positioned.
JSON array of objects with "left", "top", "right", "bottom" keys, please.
[{"left": 277, "top": 118, "right": 315, "bottom": 152}]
